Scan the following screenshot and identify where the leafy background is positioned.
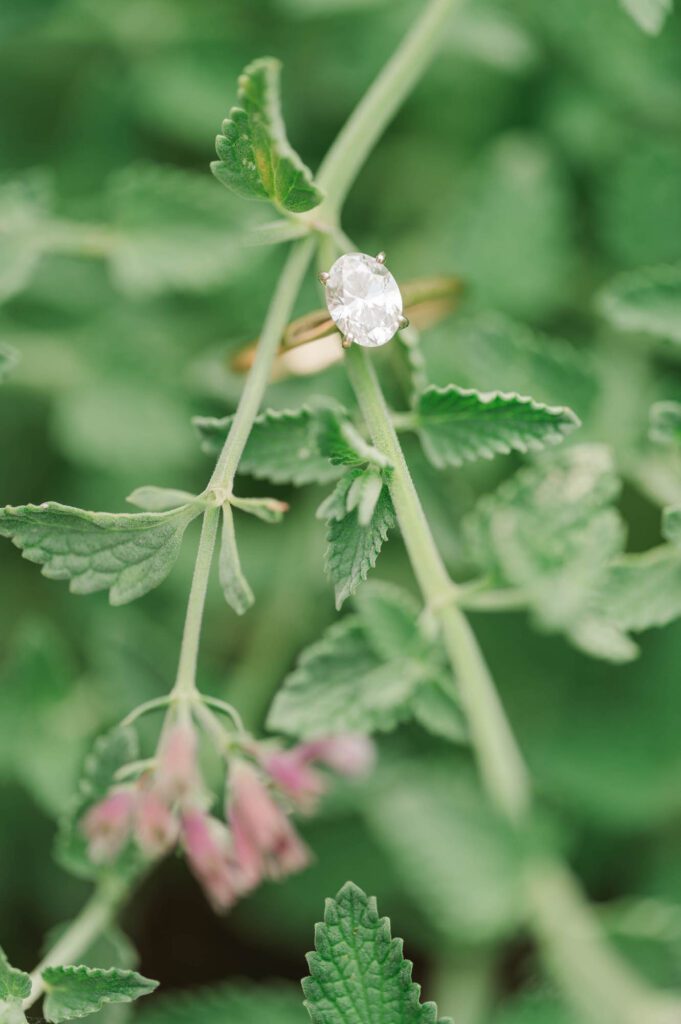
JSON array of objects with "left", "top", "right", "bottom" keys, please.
[{"left": 1, "top": 0, "right": 681, "bottom": 1022}]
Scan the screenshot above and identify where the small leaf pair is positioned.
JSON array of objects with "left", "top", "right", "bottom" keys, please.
[{"left": 0, "top": 949, "right": 156, "bottom": 1024}]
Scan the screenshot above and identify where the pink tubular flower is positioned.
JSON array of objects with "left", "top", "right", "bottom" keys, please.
[
  {"left": 181, "top": 808, "right": 240, "bottom": 912},
  {"left": 81, "top": 790, "right": 135, "bottom": 864},
  {"left": 134, "top": 789, "right": 178, "bottom": 859},
  {"left": 302, "top": 734, "right": 376, "bottom": 778},
  {"left": 228, "top": 760, "right": 311, "bottom": 884},
  {"left": 261, "top": 748, "right": 326, "bottom": 812},
  {"left": 154, "top": 722, "right": 202, "bottom": 805}
]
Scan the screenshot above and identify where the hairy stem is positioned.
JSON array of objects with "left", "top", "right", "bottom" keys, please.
[
  {"left": 24, "top": 876, "right": 129, "bottom": 1010},
  {"left": 342, "top": 344, "right": 680, "bottom": 1024},
  {"left": 315, "top": 0, "right": 459, "bottom": 217},
  {"left": 172, "top": 506, "right": 221, "bottom": 699}
]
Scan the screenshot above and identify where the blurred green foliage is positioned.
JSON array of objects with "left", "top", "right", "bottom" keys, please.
[{"left": 2, "top": 1, "right": 681, "bottom": 1022}]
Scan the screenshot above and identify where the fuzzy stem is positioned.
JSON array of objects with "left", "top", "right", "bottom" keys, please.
[
  {"left": 171, "top": 506, "right": 221, "bottom": 699},
  {"left": 24, "top": 876, "right": 129, "bottom": 1010}
]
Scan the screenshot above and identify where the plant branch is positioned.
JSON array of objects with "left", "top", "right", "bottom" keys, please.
[{"left": 24, "top": 876, "right": 130, "bottom": 1010}]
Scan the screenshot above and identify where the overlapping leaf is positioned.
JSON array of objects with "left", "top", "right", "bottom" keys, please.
[
  {"left": 194, "top": 405, "right": 342, "bottom": 486},
  {"left": 138, "top": 983, "right": 306, "bottom": 1024},
  {"left": 41, "top": 966, "right": 157, "bottom": 1024},
  {"left": 0, "top": 502, "right": 200, "bottom": 605},
  {"left": 212, "top": 57, "right": 322, "bottom": 213},
  {"left": 303, "top": 882, "right": 452, "bottom": 1024},
  {"left": 413, "top": 383, "right": 579, "bottom": 469},
  {"left": 598, "top": 264, "right": 681, "bottom": 344},
  {"left": 267, "top": 582, "right": 459, "bottom": 739}
]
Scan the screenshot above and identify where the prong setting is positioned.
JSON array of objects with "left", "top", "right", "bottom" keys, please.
[
  {"left": 398, "top": 314, "right": 410, "bottom": 329},
  {"left": 318, "top": 271, "right": 330, "bottom": 285},
  {"left": 341, "top": 336, "right": 353, "bottom": 349},
  {"left": 376, "top": 251, "right": 386, "bottom": 264}
]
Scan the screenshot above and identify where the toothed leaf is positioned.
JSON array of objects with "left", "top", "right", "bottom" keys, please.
[
  {"left": 303, "top": 883, "right": 452, "bottom": 1024},
  {"left": 0, "top": 502, "right": 200, "bottom": 605},
  {"left": 414, "top": 384, "right": 579, "bottom": 469},
  {"left": 598, "top": 264, "right": 681, "bottom": 344},
  {"left": 212, "top": 57, "right": 323, "bottom": 213},
  {"left": 41, "top": 965, "right": 157, "bottom": 1023}
]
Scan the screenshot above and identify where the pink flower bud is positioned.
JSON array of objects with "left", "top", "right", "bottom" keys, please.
[
  {"left": 261, "top": 748, "right": 326, "bottom": 812},
  {"left": 155, "top": 722, "right": 201, "bottom": 805},
  {"left": 134, "top": 789, "right": 178, "bottom": 859},
  {"left": 81, "top": 790, "right": 135, "bottom": 864},
  {"left": 301, "top": 734, "right": 376, "bottom": 777},
  {"left": 228, "top": 760, "right": 311, "bottom": 884},
  {"left": 181, "top": 808, "right": 239, "bottom": 912}
]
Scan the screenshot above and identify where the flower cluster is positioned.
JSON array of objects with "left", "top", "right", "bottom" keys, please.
[{"left": 81, "top": 718, "right": 374, "bottom": 911}]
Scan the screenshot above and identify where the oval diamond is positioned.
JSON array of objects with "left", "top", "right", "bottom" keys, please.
[{"left": 325, "top": 252, "right": 403, "bottom": 348}]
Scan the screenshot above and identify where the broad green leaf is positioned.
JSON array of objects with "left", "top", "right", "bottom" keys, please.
[
  {"left": 126, "top": 487, "right": 200, "bottom": 512},
  {"left": 137, "top": 983, "right": 305, "bottom": 1024},
  {"left": 426, "top": 313, "right": 597, "bottom": 419},
  {"left": 0, "top": 345, "right": 18, "bottom": 382},
  {"left": 595, "top": 546, "right": 681, "bottom": 632},
  {"left": 0, "top": 502, "right": 200, "bottom": 605},
  {"left": 267, "top": 617, "right": 430, "bottom": 738},
  {"left": 268, "top": 583, "right": 455, "bottom": 738},
  {"left": 106, "top": 163, "right": 259, "bottom": 297},
  {"left": 410, "top": 679, "right": 468, "bottom": 744},
  {"left": 212, "top": 57, "right": 323, "bottom": 213},
  {"left": 448, "top": 134, "right": 575, "bottom": 319},
  {"left": 194, "top": 406, "right": 341, "bottom": 486},
  {"left": 620, "top": 0, "right": 673, "bottom": 35},
  {"left": 303, "top": 882, "right": 452, "bottom": 1024},
  {"left": 0, "top": 171, "right": 53, "bottom": 303},
  {"left": 219, "top": 503, "right": 254, "bottom": 615},
  {"left": 414, "top": 384, "right": 579, "bottom": 469},
  {"left": 316, "top": 411, "right": 391, "bottom": 470},
  {"left": 598, "top": 265, "right": 681, "bottom": 344},
  {"left": 319, "top": 470, "right": 396, "bottom": 608},
  {"left": 41, "top": 966, "right": 157, "bottom": 1024},
  {"left": 0, "top": 949, "right": 30, "bottom": 1004},
  {"left": 56, "top": 727, "right": 140, "bottom": 881},
  {"left": 465, "top": 446, "right": 626, "bottom": 641},
  {"left": 364, "top": 759, "right": 524, "bottom": 944},
  {"left": 650, "top": 401, "right": 681, "bottom": 446}
]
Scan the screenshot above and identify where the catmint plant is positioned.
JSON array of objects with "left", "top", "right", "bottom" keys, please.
[{"left": 2, "top": 2, "right": 681, "bottom": 1024}]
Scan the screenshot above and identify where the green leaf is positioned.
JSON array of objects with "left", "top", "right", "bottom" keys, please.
[
  {"left": 194, "top": 406, "right": 341, "bottom": 486},
  {"left": 414, "top": 384, "right": 579, "bottom": 469},
  {"left": 363, "top": 759, "right": 524, "bottom": 944},
  {"left": 650, "top": 401, "right": 681, "bottom": 446},
  {"left": 212, "top": 57, "right": 323, "bottom": 213},
  {"left": 0, "top": 953, "right": 30, "bottom": 1005},
  {"left": 137, "top": 983, "right": 306, "bottom": 1024},
  {"left": 0, "top": 171, "right": 53, "bottom": 303},
  {"left": 428, "top": 312, "right": 597, "bottom": 420},
  {"left": 0, "top": 344, "right": 18, "bottom": 382},
  {"left": 41, "top": 966, "right": 157, "bottom": 1024},
  {"left": 106, "top": 163, "right": 259, "bottom": 297},
  {"left": 126, "top": 487, "right": 201, "bottom": 512},
  {"left": 230, "top": 495, "right": 289, "bottom": 524},
  {"left": 319, "top": 470, "right": 396, "bottom": 608},
  {"left": 465, "top": 445, "right": 626, "bottom": 640},
  {"left": 316, "top": 411, "right": 391, "bottom": 470},
  {"left": 56, "top": 727, "right": 140, "bottom": 881},
  {"left": 410, "top": 679, "right": 468, "bottom": 744},
  {"left": 267, "top": 616, "right": 430, "bottom": 738},
  {"left": 620, "top": 0, "right": 673, "bottom": 35},
  {"left": 662, "top": 505, "right": 681, "bottom": 545},
  {"left": 0, "top": 502, "right": 200, "bottom": 605},
  {"left": 595, "top": 546, "right": 681, "bottom": 633},
  {"left": 268, "top": 582, "right": 453, "bottom": 739},
  {"left": 303, "top": 882, "right": 452, "bottom": 1024},
  {"left": 598, "top": 264, "right": 681, "bottom": 344},
  {"left": 219, "top": 503, "right": 254, "bottom": 615}
]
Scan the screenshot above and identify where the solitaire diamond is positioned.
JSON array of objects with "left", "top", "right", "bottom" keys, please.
[{"left": 324, "top": 252, "right": 403, "bottom": 348}]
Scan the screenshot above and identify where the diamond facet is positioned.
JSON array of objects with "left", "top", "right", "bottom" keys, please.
[{"left": 324, "top": 252, "right": 403, "bottom": 348}]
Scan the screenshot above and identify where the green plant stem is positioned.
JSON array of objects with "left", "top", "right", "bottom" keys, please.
[
  {"left": 342, "top": 343, "right": 681, "bottom": 1024},
  {"left": 24, "top": 876, "right": 129, "bottom": 1010},
  {"left": 344, "top": 344, "right": 531, "bottom": 822},
  {"left": 208, "top": 238, "right": 315, "bottom": 490},
  {"left": 315, "top": 0, "right": 459, "bottom": 217},
  {"left": 171, "top": 505, "right": 221, "bottom": 699}
]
